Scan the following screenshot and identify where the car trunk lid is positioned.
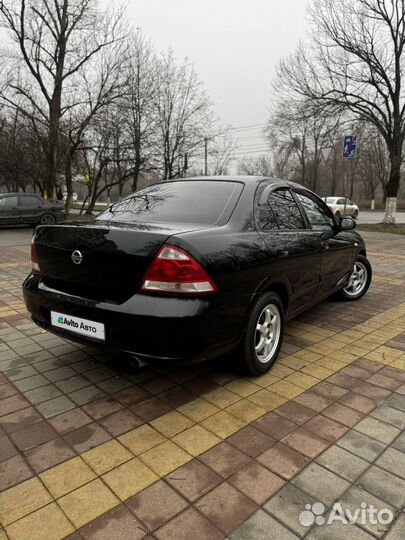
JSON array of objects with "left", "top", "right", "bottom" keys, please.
[{"left": 34, "top": 221, "right": 208, "bottom": 303}]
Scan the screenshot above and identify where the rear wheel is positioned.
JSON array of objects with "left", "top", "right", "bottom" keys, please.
[
  {"left": 39, "top": 213, "right": 56, "bottom": 225},
  {"left": 337, "top": 255, "right": 372, "bottom": 301},
  {"left": 240, "top": 292, "right": 284, "bottom": 376}
]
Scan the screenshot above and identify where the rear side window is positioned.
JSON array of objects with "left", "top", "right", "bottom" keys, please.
[
  {"left": 19, "top": 196, "right": 42, "bottom": 207},
  {"left": 0, "top": 196, "right": 18, "bottom": 207},
  {"left": 97, "top": 181, "right": 243, "bottom": 225},
  {"left": 268, "top": 189, "right": 306, "bottom": 230}
]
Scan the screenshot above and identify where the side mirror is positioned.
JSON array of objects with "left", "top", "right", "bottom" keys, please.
[{"left": 340, "top": 217, "right": 356, "bottom": 231}]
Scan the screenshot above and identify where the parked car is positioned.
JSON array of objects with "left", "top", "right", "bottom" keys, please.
[
  {"left": 23, "top": 177, "right": 372, "bottom": 375},
  {"left": 325, "top": 196, "right": 359, "bottom": 219},
  {"left": 0, "top": 193, "right": 65, "bottom": 227},
  {"left": 63, "top": 191, "right": 78, "bottom": 203}
]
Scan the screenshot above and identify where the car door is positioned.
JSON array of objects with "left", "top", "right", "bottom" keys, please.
[
  {"left": 294, "top": 189, "right": 355, "bottom": 298},
  {"left": 0, "top": 195, "right": 20, "bottom": 225},
  {"left": 256, "top": 186, "right": 321, "bottom": 313},
  {"left": 18, "top": 195, "right": 43, "bottom": 224}
]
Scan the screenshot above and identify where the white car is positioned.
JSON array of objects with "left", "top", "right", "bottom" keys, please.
[
  {"left": 325, "top": 197, "right": 359, "bottom": 219},
  {"left": 63, "top": 192, "right": 78, "bottom": 203}
]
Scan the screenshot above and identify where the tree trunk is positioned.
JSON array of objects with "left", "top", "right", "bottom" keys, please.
[
  {"left": 64, "top": 151, "right": 74, "bottom": 214},
  {"left": 383, "top": 140, "right": 403, "bottom": 224}
]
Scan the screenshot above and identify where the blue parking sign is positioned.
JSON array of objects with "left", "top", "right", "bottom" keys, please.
[{"left": 343, "top": 135, "right": 357, "bottom": 159}]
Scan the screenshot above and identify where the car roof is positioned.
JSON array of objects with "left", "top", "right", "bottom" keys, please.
[
  {"left": 162, "top": 176, "right": 306, "bottom": 188},
  {"left": 0, "top": 192, "right": 41, "bottom": 197}
]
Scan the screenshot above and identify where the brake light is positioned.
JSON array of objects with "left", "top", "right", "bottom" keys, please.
[
  {"left": 140, "top": 246, "right": 218, "bottom": 295},
  {"left": 31, "top": 236, "right": 40, "bottom": 272}
]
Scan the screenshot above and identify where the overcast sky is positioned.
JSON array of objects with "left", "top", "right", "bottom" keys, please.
[{"left": 123, "top": 0, "right": 310, "bottom": 155}]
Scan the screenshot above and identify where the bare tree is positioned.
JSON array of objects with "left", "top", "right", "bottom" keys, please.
[
  {"left": 121, "top": 30, "right": 158, "bottom": 192},
  {"left": 277, "top": 0, "right": 405, "bottom": 222},
  {"left": 266, "top": 97, "right": 341, "bottom": 190},
  {"left": 155, "top": 50, "right": 213, "bottom": 180},
  {"left": 238, "top": 155, "right": 273, "bottom": 176},
  {"left": 0, "top": 0, "right": 126, "bottom": 199},
  {"left": 208, "top": 130, "right": 237, "bottom": 175}
]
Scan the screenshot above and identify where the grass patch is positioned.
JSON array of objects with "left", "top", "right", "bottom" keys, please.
[{"left": 357, "top": 223, "right": 405, "bottom": 235}]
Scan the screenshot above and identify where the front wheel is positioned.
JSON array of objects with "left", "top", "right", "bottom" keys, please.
[
  {"left": 338, "top": 255, "right": 372, "bottom": 301},
  {"left": 39, "top": 213, "right": 56, "bottom": 225},
  {"left": 240, "top": 292, "right": 285, "bottom": 376}
]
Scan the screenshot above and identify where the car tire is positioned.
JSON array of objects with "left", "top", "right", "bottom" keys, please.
[
  {"left": 39, "top": 213, "right": 56, "bottom": 225},
  {"left": 240, "top": 292, "right": 285, "bottom": 376},
  {"left": 337, "top": 254, "right": 372, "bottom": 301},
  {"left": 353, "top": 210, "right": 359, "bottom": 219}
]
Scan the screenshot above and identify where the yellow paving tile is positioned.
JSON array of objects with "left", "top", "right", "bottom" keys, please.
[
  {"left": 82, "top": 440, "right": 133, "bottom": 475},
  {"left": 328, "top": 350, "right": 360, "bottom": 363},
  {"left": 151, "top": 411, "right": 194, "bottom": 437},
  {"left": 173, "top": 425, "right": 221, "bottom": 456},
  {"left": 367, "top": 346, "right": 404, "bottom": 361},
  {"left": 139, "top": 440, "right": 192, "bottom": 477},
  {"left": 270, "top": 364, "right": 295, "bottom": 378},
  {"left": 247, "top": 389, "right": 287, "bottom": 410},
  {"left": 285, "top": 372, "right": 319, "bottom": 390},
  {"left": 315, "top": 357, "right": 347, "bottom": 372},
  {"left": 0, "top": 478, "right": 52, "bottom": 526},
  {"left": 58, "top": 479, "right": 119, "bottom": 529},
  {"left": 39, "top": 457, "right": 96, "bottom": 498},
  {"left": 280, "top": 356, "right": 311, "bottom": 370},
  {"left": 177, "top": 398, "right": 219, "bottom": 422},
  {"left": 293, "top": 349, "right": 323, "bottom": 362},
  {"left": 246, "top": 372, "right": 280, "bottom": 388},
  {"left": 6, "top": 503, "right": 74, "bottom": 540},
  {"left": 225, "top": 379, "right": 260, "bottom": 397},
  {"left": 102, "top": 457, "right": 158, "bottom": 500},
  {"left": 301, "top": 364, "right": 334, "bottom": 379},
  {"left": 202, "top": 410, "right": 246, "bottom": 439},
  {"left": 299, "top": 332, "right": 324, "bottom": 343},
  {"left": 267, "top": 380, "right": 304, "bottom": 399},
  {"left": 203, "top": 387, "right": 240, "bottom": 408},
  {"left": 225, "top": 399, "right": 266, "bottom": 423},
  {"left": 390, "top": 358, "right": 405, "bottom": 370},
  {"left": 0, "top": 530, "right": 7, "bottom": 540},
  {"left": 118, "top": 425, "right": 165, "bottom": 455},
  {"left": 341, "top": 345, "right": 376, "bottom": 356}
]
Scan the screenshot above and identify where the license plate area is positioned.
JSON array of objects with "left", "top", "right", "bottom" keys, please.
[{"left": 51, "top": 311, "right": 105, "bottom": 341}]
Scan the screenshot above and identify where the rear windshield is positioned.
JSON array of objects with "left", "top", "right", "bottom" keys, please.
[
  {"left": 96, "top": 181, "right": 243, "bottom": 225},
  {"left": 325, "top": 197, "right": 337, "bottom": 203}
]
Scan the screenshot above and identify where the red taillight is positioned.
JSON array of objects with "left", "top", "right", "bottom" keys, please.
[
  {"left": 140, "top": 245, "right": 218, "bottom": 295},
  {"left": 31, "top": 236, "right": 40, "bottom": 272}
]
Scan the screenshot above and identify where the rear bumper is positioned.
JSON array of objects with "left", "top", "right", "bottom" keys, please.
[{"left": 23, "top": 273, "right": 244, "bottom": 363}]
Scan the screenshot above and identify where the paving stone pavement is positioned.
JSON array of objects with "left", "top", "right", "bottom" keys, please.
[{"left": 0, "top": 231, "right": 404, "bottom": 540}]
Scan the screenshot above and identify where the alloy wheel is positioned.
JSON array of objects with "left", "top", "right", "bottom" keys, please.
[
  {"left": 254, "top": 303, "right": 281, "bottom": 364},
  {"left": 343, "top": 261, "right": 368, "bottom": 297}
]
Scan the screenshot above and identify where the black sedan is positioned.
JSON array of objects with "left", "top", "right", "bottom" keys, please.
[
  {"left": 23, "top": 177, "right": 372, "bottom": 375},
  {"left": 0, "top": 192, "right": 65, "bottom": 227}
]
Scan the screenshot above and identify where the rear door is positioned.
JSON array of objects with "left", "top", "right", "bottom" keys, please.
[
  {"left": 0, "top": 195, "right": 20, "bottom": 225},
  {"left": 19, "top": 195, "right": 45, "bottom": 224},
  {"left": 293, "top": 189, "right": 355, "bottom": 297},
  {"left": 257, "top": 186, "right": 321, "bottom": 312}
]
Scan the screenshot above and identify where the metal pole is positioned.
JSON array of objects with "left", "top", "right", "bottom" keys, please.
[{"left": 204, "top": 137, "right": 208, "bottom": 176}]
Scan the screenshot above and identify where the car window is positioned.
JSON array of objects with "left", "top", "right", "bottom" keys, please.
[
  {"left": 0, "top": 196, "right": 18, "bottom": 207},
  {"left": 336, "top": 198, "right": 345, "bottom": 205},
  {"left": 267, "top": 188, "right": 306, "bottom": 230},
  {"left": 97, "top": 181, "right": 243, "bottom": 225},
  {"left": 19, "top": 196, "right": 42, "bottom": 207},
  {"left": 257, "top": 199, "right": 279, "bottom": 230},
  {"left": 295, "top": 191, "right": 335, "bottom": 232}
]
